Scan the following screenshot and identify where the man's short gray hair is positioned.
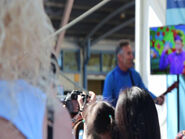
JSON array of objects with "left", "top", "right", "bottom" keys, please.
[{"left": 116, "top": 40, "right": 130, "bottom": 55}]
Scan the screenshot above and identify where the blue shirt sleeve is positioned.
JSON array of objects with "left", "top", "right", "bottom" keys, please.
[
  {"left": 135, "top": 71, "right": 157, "bottom": 99},
  {"left": 103, "top": 72, "right": 115, "bottom": 105}
]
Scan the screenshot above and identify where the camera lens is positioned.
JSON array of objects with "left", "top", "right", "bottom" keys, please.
[{"left": 71, "top": 93, "right": 77, "bottom": 100}]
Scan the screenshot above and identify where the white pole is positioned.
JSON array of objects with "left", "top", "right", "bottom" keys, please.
[{"left": 44, "top": 0, "right": 111, "bottom": 42}]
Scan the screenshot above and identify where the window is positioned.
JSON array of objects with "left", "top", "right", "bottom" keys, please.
[
  {"left": 60, "top": 49, "right": 80, "bottom": 73},
  {"left": 87, "top": 51, "right": 116, "bottom": 74},
  {"left": 102, "top": 53, "right": 116, "bottom": 72},
  {"left": 87, "top": 53, "right": 100, "bottom": 72}
]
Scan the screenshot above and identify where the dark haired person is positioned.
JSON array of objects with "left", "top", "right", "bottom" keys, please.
[
  {"left": 83, "top": 101, "right": 115, "bottom": 139},
  {"left": 115, "top": 87, "right": 161, "bottom": 139},
  {"left": 160, "top": 35, "right": 185, "bottom": 74},
  {"left": 103, "top": 41, "right": 164, "bottom": 107},
  {"left": 76, "top": 91, "right": 115, "bottom": 139}
]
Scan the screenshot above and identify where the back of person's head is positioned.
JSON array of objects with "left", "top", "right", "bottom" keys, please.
[
  {"left": 0, "top": 0, "right": 54, "bottom": 87},
  {"left": 84, "top": 101, "right": 115, "bottom": 139},
  {"left": 116, "top": 40, "right": 130, "bottom": 55},
  {"left": 115, "top": 87, "right": 161, "bottom": 139}
]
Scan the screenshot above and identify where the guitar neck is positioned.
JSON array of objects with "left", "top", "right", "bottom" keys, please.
[{"left": 161, "top": 81, "right": 178, "bottom": 96}]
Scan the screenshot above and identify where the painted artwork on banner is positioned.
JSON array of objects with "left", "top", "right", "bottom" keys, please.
[{"left": 150, "top": 25, "right": 185, "bottom": 74}]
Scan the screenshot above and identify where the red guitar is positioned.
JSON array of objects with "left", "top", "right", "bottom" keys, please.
[
  {"left": 163, "top": 81, "right": 178, "bottom": 96},
  {"left": 154, "top": 81, "right": 178, "bottom": 105}
]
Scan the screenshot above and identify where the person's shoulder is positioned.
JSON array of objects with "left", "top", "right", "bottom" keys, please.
[
  {"left": 129, "top": 68, "right": 137, "bottom": 73},
  {"left": 182, "top": 50, "right": 185, "bottom": 55},
  {"left": 170, "top": 51, "right": 177, "bottom": 55},
  {"left": 17, "top": 80, "right": 46, "bottom": 99},
  {"left": 129, "top": 68, "right": 141, "bottom": 76},
  {"left": 0, "top": 79, "right": 47, "bottom": 102},
  {"left": 0, "top": 79, "right": 46, "bottom": 101},
  {"left": 106, "top": 67, "right": 117, "bottom": 78}
]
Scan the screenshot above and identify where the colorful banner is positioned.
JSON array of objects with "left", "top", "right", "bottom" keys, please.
[{"left": 150, "top": 25, "right": 185, "bottom": 75}]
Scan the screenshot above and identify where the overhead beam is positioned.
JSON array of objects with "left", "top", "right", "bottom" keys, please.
[
  {"left": 45, "top": 6, "right": 134, "bottom": 16},
  {"left": 66, "top": 30, "right": 134, "bottom": 37},
  {"left": 64, "top": 31, "right": 135, "bottom": 41},
  {"left": 49, "top": 14, "right": 135, "bottom": 27},
  {"left": 44, "top": 0, "right": 111, "bottom": 43},
  {"left": 84, "top": 1, "right": 135, "bottom": 43},
  {"left": 45, "top": 1, "right": 117, "bottom": 13},
  {"left": 92, "top": 18, "right": 135, "bottom": 45}
]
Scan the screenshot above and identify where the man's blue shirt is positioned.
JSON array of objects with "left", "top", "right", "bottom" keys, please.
[{"left": 103, "top": 66, "right": 156, "bottom": 106}]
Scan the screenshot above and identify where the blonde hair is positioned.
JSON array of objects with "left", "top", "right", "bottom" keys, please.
[{"left": 0, "top": 0, "right": 55, "bottom": 89}]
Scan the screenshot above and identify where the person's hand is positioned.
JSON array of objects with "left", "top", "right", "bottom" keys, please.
[
  {"left": 163, "top": 42, "right": 170, "bottom": 53},
  {"left": 87, "top": 91, "right": 96, "bottom": 104},
  {"left": 154, "top": 95, "right": 165, "bottom": 105},
  {"left": 77, "top": 91, "right": 96, "bottom": 117}
]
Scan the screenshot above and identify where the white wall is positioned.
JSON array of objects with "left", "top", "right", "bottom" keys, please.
[{"left": 135, "top": 0, "right": 166, "bottom": 94}]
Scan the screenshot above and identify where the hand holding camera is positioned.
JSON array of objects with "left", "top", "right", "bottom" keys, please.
[
  {"left": 63, "top": 90, "right": 95, "bottom": 116},
  {"left": 63, "top": 90, "right": 96, "bottom": 126},
  {"left": 77, "top": 91, "right": 96, "bottom": 118}
]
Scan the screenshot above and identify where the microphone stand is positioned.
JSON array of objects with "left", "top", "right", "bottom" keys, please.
[{"left": 177, "top": 74, "right": 180, "bottom": 132}]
